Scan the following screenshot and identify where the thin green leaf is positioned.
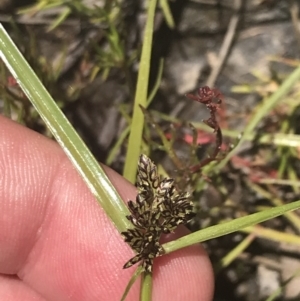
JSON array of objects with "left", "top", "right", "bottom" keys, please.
[
  {"left": 241, "top": 225, "right": 300, "bottom": 245},
  {"left": 264, "top": 268, "right": 300, "bottom": 301},
  {"left": 159, "top": 0, "right": 175, "bottom": 29},
  {"left": 106, "top": 126, "right": 130, "bottom": 165},
  {"left": 120, "top": 266, "right": 143, "bottom": 301},
  {"left": 47, "top": 7, "right": 71, "bottom": 32},
  {"left": 163, "top": 200, "right": 300, "bottom": 254},
  {"left": 216, "top": 234, "right": 255, "bottom": 273},
  {"left": 147, "top": 58, "right": 164, "bottom": 106}
]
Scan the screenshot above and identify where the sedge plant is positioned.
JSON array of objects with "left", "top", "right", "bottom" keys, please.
[{"left": 2, "top": 1, "right": 300, "bottom": 300}]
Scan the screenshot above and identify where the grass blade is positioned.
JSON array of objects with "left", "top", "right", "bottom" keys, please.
[{"left": 163, "top": 200, "right": 300, "bottom": 254}]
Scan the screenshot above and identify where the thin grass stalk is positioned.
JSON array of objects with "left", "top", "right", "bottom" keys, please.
[
  {"left": 123, "top": 0, "right": 158, "bottom": 183},
  {"left": 159, "top": 0, "right": 175, "bottom": 28},
  {"left": 215, "top": 233, "right": 255, "bottom": 274},
  {"left": 241, "top": 225, "right": 300, "bottom": 245}
]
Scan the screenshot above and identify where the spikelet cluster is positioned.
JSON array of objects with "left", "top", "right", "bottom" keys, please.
[{"left": 122, "top": 154, "right": 194, "bottom": 272}]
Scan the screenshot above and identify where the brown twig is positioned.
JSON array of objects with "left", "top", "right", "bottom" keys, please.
[{"left": 206, "top": 0, "right": 242, "bottom": 87}]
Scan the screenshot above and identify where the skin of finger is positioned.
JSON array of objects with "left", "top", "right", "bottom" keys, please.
[
  {"left": 0, "top": 115, "right": 214, "bottom": 301},
  {"left": 0, "top": 275, "right": 46, "bottom": 301}
]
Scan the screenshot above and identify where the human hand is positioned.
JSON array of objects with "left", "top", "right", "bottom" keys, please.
[{"left": 0, "top": 115, "right": 214, "bottom": 301}]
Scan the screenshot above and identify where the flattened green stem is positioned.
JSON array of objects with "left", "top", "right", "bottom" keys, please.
[
  {"left": 123, "top": 0, "right": 158, "bottom": 184},
  {"left": 162, "top": 200, "right": 300, "bottom": 254},
  {"left": 0, "top": 23, "right": 130, "bottom": 233},
  {"left": 140, "top": 272, "right": 152, "bottom": 301}
]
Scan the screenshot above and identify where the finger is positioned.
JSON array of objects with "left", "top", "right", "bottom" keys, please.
[
  {"left": 0, "top": 115, "right": 213, "bottom": 301},
  {"left": 153, "top": 227, "right": 213, "bottom": 300},
  {"left": 0, "top": 275, "right": 46, "bottom": 301},
  {"left": 0, "top": 115, "right": 138, "bottom": 300}
]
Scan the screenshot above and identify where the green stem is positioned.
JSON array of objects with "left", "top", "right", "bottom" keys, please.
[
  {"left": 140, "top": 272, "right": 153, "bottom": 301},
  {"left": 123, "top": 0, "right": 158, "bottom": 183}
]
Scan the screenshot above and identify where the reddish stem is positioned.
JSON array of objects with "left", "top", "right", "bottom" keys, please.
[{"left": 186, "top": 86, "right": 223, "bottom": 173}]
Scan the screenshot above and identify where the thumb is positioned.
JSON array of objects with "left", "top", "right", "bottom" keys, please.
[{"left": 0, "top": 115, "right": 214, "bottom": 301}]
